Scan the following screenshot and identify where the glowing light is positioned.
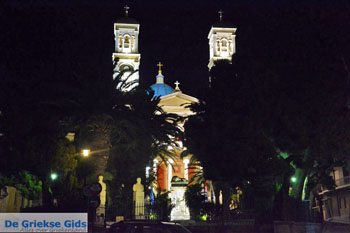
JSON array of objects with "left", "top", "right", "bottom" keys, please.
[
  {"left": 302, "top": 177, "right": 308, "bottom": 201},
  {"left": 146, "top": 166, "right": 151, "bottom": 178},
  {"left": 50, "top": 173, "right": 58, "bottom": 181},
  {"left": 153, "top": 159, "right": 158, "bottom": 174},
  {"left": 82, "top": 149, "right": 90, "bottom": 157},
  {"left": 200, "top": 214, "right": 207, "bottom": 221},
  {"left": 291, "top": 176, "right": 297, "bottom": 183}
]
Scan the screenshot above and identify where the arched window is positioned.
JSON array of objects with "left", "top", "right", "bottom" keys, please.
[
  {"left": 131, "top": 36, "right": 135, "bottom": 49},
  {"left": 222, "top": 39, "right": 227, "bottom": 47},
  {"left": 120, "top": 64, "right": 134, "bottom": 72},
  {"left": 124, "top": 35, "right": 130, "bottom": 48},
  {"left": 221, "top": 39, "right": 228, "bottom": 52},
  {"left": 119, "top": 36, "right": 122, "bottom": 48}
]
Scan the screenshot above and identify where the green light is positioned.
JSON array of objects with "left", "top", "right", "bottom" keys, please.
[
  {"left": 200, "top": 214, "right": 207, "bottom": 221},
  {"left": 291, "top": 176, "right": 297, "bottom": 183},
  {"left": 302, "top": 176, "right": 308, "bottom": 201},
  {"left": 51, "top": 173, "right": 58, "bottom": 181}
]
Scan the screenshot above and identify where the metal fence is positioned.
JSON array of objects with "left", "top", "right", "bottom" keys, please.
[
  {"left": 132, "top": 199, "right": 172, "bottom": 221},
  {"left": 132, "top": 201, "right": 150, "bottom": 220}
]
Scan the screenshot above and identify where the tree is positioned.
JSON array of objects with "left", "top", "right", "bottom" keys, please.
[
  {"left": 184, "top": 59, "right": 287, "bottom": 222},
  {"left": 184, "top": 22, "right": 350, "bottom": 221},
  {"left": 45, "top": 62, "right": 183, "bottom": 217},
  {"left": 184, "top": 183, "right": 207, "bottom": 220}
]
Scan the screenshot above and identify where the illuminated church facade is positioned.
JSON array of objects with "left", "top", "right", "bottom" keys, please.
[
  {"left": 112, "top": 7, "right": 350, "bottom": 224},
  {"left": 113, "top": 6, "right": 237, "bottom": 220}
]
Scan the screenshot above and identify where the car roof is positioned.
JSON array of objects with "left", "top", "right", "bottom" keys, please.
[
  {"left": 115, "top": 220, "right": 178, "bottom": 225},
  {"left": 109, "top": 220, "right": 192, "bottom": 233}
]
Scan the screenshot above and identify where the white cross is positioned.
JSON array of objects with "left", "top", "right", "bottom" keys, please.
[
  {"left": 218, "top": 10, "right": 224, "bottom": 21},
  {"left": 124, "top": 5, "right": 130, "bottom": 17},
  {"left": 174, "top": 81, "right": 180, "bottom": 89}
]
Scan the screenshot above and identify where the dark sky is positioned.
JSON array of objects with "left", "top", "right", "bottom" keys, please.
[{"left": 1, "top": 0, "right": 349, "bottom": 97}]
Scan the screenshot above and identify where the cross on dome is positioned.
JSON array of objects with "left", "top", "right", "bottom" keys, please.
[
  {"left": 155, "top": 62, "right": 165, "bottom": 84},
  {"left": 152, "top": 62, "right": 174, "bottom": 96},
  {"left": 157, "top": 62, "right": 163, "bottom": 75},
  {"left": 124, "top": 5, "right": 130, "bottom": 17},
  {"left": 218, "top": 10, "right": 224, "bottom": 22}
]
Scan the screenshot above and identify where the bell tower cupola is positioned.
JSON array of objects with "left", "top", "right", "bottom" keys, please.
[
  {"left": 113, "top": 5, "right": 141, "bottom": 91},
  {"left": 208, "top": 10, "right": 237, "bottom": 70}
]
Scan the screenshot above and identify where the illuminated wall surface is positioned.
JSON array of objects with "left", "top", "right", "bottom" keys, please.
[
  {"left": 170, "top": 183, "right": 190, "bottom": 221},
  {"left": 112, "top": 16, "right": 141, "bottom": 91}
]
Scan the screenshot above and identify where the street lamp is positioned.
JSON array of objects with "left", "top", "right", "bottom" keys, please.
[
  {"left": 50, "top": 172, "right": 58, "bottom": 181},
  {"left": 291, "top": 176, "right": 297, "bottom": 183},
  {"left": 81, "top": 149, "right": 90, "bottom": 186},
  {"left": 82, "top": 149, "right": 90, "bottom": 157},
  {"left": 49, "top": 172, "right": 58, "bottom": 206}
]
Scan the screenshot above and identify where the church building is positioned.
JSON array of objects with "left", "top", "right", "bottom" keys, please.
[{"left": 113, "top": 6, "right": 237, "bottom": 220}]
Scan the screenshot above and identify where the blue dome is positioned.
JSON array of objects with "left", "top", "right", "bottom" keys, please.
[
  {"left": 150, "top": 83, "right": 174, "bottom": 98},
  {"left": 150, "top": 63, "right": 174, "bottom": 98}
]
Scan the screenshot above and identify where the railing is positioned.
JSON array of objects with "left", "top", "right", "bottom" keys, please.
[
  {"left": 335, "top": 176, "right": 350, "bottom": 187},
  {"left": 132, "top": 202, "right": 150, "bottom": 220},
  {"left": 132, "top": 199, "right": 173, "bottom": 221}
]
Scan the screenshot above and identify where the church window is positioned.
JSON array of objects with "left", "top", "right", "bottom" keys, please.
[
  {"left": 221, "top": 39, "right": 228, "bottom": 52},
  {"left": 216, "top": 40, "right": 220, "bottom": 51},
  {"left": 131, "top": 36, "right": 135, "bottom": 49},
  {"left": 124, "top": 35, "right": 130, "bottom": 48},
  {"left": 222, "top": 40, "right": 227, "bottom": 47},
  {"left": 119, "top": 36, "right": 122, "bottom": 48},
  {"left": 120, "top": 64, "right": 134, "bottom": 72}
]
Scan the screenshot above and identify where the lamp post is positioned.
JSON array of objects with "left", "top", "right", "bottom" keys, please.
[
  {"left": 81, "top": 149, "right": 90, "bottom": 221},
  {"left": 50, "top": 172, "right": 58, "bottom": 206},
  {"left": 50, "top": 172, "right": 58, "bottom": 181},
  {"left": 82, "top": 149, "right": 90, "bottom": 157},
  {"left": 81, "top": 149, "right": 90, "bottom": 186},
  {"left": 291, "top": 176, "right": 297, "bottom": 183}
]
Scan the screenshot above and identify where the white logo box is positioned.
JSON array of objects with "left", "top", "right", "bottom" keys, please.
[{"left": 0, "top": 213, "right": 88, "bottom": 232}]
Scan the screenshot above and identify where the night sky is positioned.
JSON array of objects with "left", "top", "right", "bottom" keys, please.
[{"left": 1, "top": 0, "right": 349, "bottom": 97}]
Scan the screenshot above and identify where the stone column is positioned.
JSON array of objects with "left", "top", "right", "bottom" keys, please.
[
  {"left": 153, "top": 159, "right": 158, "bottom": 178},
  {"left": 152, "top": 159, "right": 158, "bottom": 196},
  {"left": 183, "top": 159, "right": 189, "bottom": 180},
  {"left": 168, "top": 159, "right": 174, "bottom": 191}
]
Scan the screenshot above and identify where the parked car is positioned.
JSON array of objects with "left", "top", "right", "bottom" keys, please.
[{"left": 108, "top": 220, "right": 192, "bottom": 233}]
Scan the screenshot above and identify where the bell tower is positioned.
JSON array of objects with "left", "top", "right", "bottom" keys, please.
[
  {"left": 208, "top": 10, "right": 237, "bottom": 70},
  {"left": 112, "top": 6, "right": 141, "bottom": 91}
]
